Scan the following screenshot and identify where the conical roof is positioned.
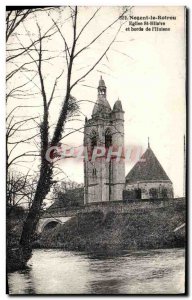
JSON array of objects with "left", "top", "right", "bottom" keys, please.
[
  {"left": 92, "top": 99, "right": 111, "bottom": 116},
  {"left": 126, "top": 146, "right": 171, "bottom": 183},
  {"left": 99, "top": 75, "right": 106, "bottom": 87},
  {"left": 92, "top": 76, "right": 111, "bottom": 116},
  {"left": 113, "top": 99, "right": 123, "bottom": 111}
]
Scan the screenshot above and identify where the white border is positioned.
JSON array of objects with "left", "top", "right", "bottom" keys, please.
[{"left": 1, "top": 0, "right": 191, "bottom": 299}]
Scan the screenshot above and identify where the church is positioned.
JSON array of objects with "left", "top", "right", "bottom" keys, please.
[{"left": 84, "top": 76, "right": 174, "bottom": 204}]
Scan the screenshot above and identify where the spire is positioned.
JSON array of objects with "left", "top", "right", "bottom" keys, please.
[
  {"left": 97, "top": 76, "right": 107, "bottom": 99},
  {"left": 99, "top": 75, "right": 106, "bottom": 87},
  {"left": 92, "top": 76, "right": 111, "bottom": 117},
  {"left": 148, "top": 137, "right": 150, "bottom": 148}
]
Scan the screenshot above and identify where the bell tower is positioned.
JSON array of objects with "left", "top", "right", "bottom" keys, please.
[
  {"left": 84, "top": 77, "right": 125, "bottom": 204},
  {"left": 98, "top": 76, "right": 106, "bottom": 97}
]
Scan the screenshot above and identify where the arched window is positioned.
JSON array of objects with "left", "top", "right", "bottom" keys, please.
[
  {"left": 105, "top": 128, "right": 112, "bottom": 148},
  {"left": 92, "top": 168, "right": 97, "bottom": 177},
  {"left": 90, "top": 130, "right": 97, "bottom": 150},
  {"left": 162, "top": 188, "right": 168, "bottom": 198}
]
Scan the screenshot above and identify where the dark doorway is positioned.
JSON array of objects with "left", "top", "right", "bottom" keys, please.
[{"left": 135, "top": 188, "right": 141, "bottom": 199}]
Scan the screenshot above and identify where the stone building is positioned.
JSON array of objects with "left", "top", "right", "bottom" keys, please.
[
  {"left": 44, "top": 78, "right": 174, "bottom": 211},
  {"left": 84, "top": 76, "right": 125, "bottom": 204},
  {"left": 124, "top": 141, "right": 174, "bottom": 200}
]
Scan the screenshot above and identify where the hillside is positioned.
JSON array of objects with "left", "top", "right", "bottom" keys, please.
[{"left": 36, "top": 202, "right": 185, "bottom": 253}]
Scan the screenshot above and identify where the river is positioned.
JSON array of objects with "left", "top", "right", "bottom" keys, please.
[{"left": 8, "top": 248, "right": 185, "bottom": 295}]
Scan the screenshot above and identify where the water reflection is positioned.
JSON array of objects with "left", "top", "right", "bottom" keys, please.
[{"left": 8, "top": 248, "right": 185, "bottom": 294}]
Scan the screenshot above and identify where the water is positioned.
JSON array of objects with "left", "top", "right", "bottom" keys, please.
[{"left": 8, "top": 248, "right": 185, "bottom": 294}]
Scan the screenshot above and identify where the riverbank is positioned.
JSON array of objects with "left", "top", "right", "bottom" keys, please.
[
  {"left": 7, "top": 199, "right": 186, "bottom": 272},
  {"left": 35, "top": 205, "right": 185, "bottom": 252},
  {"left": 7, "top": 209, "right": 33, "bottom": 272}
]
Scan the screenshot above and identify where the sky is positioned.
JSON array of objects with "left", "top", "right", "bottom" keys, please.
[{"left": 7, "top": 6, "right": 186, "bottom": 197}]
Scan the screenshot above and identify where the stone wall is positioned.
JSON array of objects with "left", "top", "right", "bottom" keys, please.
[
  {"left": 41, "top": 197, "right": 185, "bottom": 219},
  {"left": 83, "top": 197, "right": 185, "bottom": 216},
  {"left": 38, "top": 197, "right": 186, "bottom": 251},
  {"left": 125, "top": 180, "right": 173, "bottom": 199}
]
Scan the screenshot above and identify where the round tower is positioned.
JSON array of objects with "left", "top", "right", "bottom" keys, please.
[{"left": 111, "top": 98, "right": 125, "bottom": 201}]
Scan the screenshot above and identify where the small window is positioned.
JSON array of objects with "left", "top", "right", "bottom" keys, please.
[
  {"left": 162, "top": 188, "right": 168, "bottom": 198},
  {"left": 149, "top": 188, "right": 158, "bottom": 199},
  {"left": 135, "top": 188, "right": 141, "bottom": 199},
  {"left": 90, "top": 131, "right": 97, "bottom": 150},
  {"left": 105, "top": 129, "right": 112, "bottom": 148}
]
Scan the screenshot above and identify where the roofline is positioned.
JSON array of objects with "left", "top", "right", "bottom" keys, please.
[{"left": 126, "top": 179, "right": 173, "bottom": 184}]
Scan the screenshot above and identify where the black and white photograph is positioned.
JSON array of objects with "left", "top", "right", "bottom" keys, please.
[{"left": 5, "top": 5, "right": 186, "bottom": 295}]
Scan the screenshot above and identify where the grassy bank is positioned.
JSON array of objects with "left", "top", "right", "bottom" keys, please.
[{"left": 35, "top": 206, "right": 185, "bottom": 252}]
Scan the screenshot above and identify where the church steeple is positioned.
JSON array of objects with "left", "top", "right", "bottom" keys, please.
[
  {"left": 84, "top": 77, "right": 125, "bottom": 204},
  {"left": 92, "top": 76, "right": 111, "bottom": 117},
  {"left": 98, "top": 75, "right": 106, "bottom": 97},
  {"left": 148, "top": 137, "right": 150, "bottom": 148}
]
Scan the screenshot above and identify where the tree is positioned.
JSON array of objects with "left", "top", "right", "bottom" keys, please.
[
  {"left": 6, "top": 8, "right": 59, "bottom": 222},
  {"left": 7, "top": 171, "right": 32, "bottom": 212},
  {"left": 6, "top": 6, "right": 129, "bottom": 265}
]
